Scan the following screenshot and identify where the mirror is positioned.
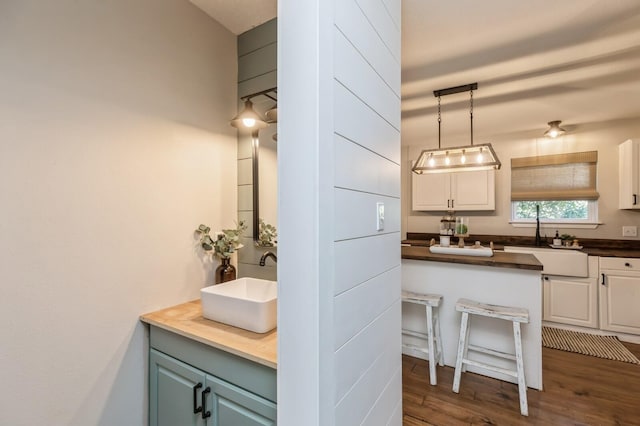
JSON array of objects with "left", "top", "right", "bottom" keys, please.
[
  {"left": 247, "top": 95, "right": 277, "bottom": 247},
  {"left": 257, "top": 123, "right": 277, "bottom": 245}
]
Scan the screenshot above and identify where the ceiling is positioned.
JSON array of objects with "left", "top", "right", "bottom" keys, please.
[
  {"left": 192, "top": 0, "right": 640, "bottom": 146},
  {"left": 189, "top": 0, "right": 276, "bottom": 35}
]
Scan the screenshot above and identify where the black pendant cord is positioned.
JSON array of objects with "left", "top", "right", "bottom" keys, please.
[
  {"left": 470, "top": 89, "right": 474, "bottom": 146},
  {"left": 437, "top": 95, "right": 442, "bottom": 149}
]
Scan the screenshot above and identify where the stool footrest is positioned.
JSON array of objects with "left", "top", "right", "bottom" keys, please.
[
  {"left": 461, "top": 358, "right": 518, "bottom": 378},
  {"left": 467, "top": 344, "right": 516, "bottom": 361}
]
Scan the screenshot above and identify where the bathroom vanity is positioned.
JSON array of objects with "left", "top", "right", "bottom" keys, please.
[{"left": 141, "top": 301, "right": 277, "bottom": 425}]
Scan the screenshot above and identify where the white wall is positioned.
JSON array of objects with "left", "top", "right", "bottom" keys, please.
[
  {"left": 403, "top": 118, "right": 640, "bottom": 240},
  {"left": 0, "top": 1, "right": 237, "bottom": 424},
  {"left": 279, "top": 0, "right": 402, "bottom": 424}
]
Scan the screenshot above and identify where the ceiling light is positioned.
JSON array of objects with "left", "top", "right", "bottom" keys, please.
[
  {"left": 230, "top": 99, "right": 268, "bottom": 129},
  {"left": 544, "top": 120, "right": 566, "bottom": 138},
  {"left": 412, "top": 83, "right": 501, "bottom": 174}
]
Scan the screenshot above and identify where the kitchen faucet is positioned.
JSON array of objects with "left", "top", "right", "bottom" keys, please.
[
  {"left": 259, "top": 251, "right": 277, "bottom": 266},
  {"left": 535, "top": 204, "right": 542, "bottom": 246}
]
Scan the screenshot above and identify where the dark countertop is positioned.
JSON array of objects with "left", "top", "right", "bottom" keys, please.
[
  {"left": 403, "top": 236, "right": 640, "bottom": 259},
  {"left": 402, "top": 245, "right": 543, "bottom": 271}
]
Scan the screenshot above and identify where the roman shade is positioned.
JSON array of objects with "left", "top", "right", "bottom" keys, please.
[{"left": 511, "top": 151, "right": 599, "bottom": 201}]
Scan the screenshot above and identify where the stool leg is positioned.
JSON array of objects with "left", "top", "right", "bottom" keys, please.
[
  {"left": 433, "top": 309, "right": 444, "bottom": 366},
  {"left": 461, "top": 314, "right": 471, "bottom": 373},
  {"left": 513, "top": 322, "right": 528, "bottom": 416},
  {"left": 426, "top": 305, "right": 437, "bottom": 385},
  {"left": 452, "top": 311, "right": 469, "bottom": 393}
]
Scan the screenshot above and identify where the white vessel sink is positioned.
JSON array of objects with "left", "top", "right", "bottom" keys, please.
[
  {"left": 201, "top": 277, "right": 277, "bottom": 333},
  {"left": 504, "top": 246, "right": 588, "bottom": 277}
]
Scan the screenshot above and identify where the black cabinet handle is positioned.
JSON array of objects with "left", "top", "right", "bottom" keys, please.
[
  {"left": 451, "top": 199, "right": 454, "bottom": 209},
  {"left": 625, "top": 262, "right": 631, "bottom": 267},
  {"left": 192, "top": 383, "right": 203, "bottom": 414},
  {"left": 544, "top": 276, "right": 549, "bottom": 281},
  {"left": 201, "top": 387, "right": 211, "bottom": 419},
  {"left": 634, "top": 194, "right": 637, "bottom": 205},
  {"left": 601, "top": 273, "right": 606, "bottom": 286}
]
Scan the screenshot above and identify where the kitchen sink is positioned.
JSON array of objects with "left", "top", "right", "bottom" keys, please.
[
  {"left": 200, "top": 277, "right": 277, "bottom": 333},
  {"left": 504, "top": 246, "right": 588, "bottom": 277}
]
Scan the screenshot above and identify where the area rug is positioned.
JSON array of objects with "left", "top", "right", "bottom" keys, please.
[{"left": 542, "top": 326, "right": 640, "bottom": 364}]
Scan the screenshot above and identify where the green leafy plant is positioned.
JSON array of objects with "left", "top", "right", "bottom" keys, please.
[
  {"left": 195, "top": 221, "right": 247, "bottom": 259},
  {"left": 455, "top": 224, "right": 468, "bottom": 235},
  {"left": 257, "top": 218, "right": 277, "bottom": 247},
  {"left": 559, "top": 233, "right": 575, "bottom": 241}
]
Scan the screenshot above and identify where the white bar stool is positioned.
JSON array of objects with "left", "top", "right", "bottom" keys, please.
[
  {"left": 401, "top": 290, "right": 444, "bottom": 385},
  {"left": 452, "top": 298, "right": 530, "bottom": 416}
]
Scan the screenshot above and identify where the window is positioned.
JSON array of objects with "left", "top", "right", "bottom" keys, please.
[{"left": 510, "top": 151, "right": 599, "bottom": 225}]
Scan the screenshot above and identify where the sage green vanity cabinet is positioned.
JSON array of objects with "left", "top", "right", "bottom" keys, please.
[{"left": 149, "top": 326, "right": 277, "bottom": 426}]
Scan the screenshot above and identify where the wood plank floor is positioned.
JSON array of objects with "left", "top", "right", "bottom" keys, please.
[{"left": 403, "top": 342, "right": 640, "bottom": 425}]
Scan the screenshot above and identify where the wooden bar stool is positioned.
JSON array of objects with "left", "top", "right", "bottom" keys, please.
[
  {"left": 401, "top": 290, "right": 444, "bottom": 385},
  {"left": 452, "top": 298, "right": 530, "bottom": 416}
]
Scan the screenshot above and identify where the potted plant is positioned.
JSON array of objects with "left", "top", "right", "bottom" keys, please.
[{"left": 196, "top": 221, "right": 247, "bottom": 283}]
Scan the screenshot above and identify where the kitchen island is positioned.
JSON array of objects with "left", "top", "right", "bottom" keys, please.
[{"left": 402, "top": 245, "right": 544, "bottom": 390}]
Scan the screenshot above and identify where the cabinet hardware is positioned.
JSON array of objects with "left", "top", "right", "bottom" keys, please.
[
  {"left": 544, "top": 276, "right": 549, "bottom": 281},
  {"left": 625, "top": 262, "right": 631, "bottom": 267},
  {"left": 634, "top": 194, "right": 637, "bottom": 205},
  {"left": 601, "top": 273, "right": 606, "bottom": 286},
  {"left": 192, "top": 383, "right": 203, "bottom": 414},
  {"left": 201, "top": 387, "right": 211, "bottom": 419},
  {"left": 451, "top": 199, "right": 454, "bottom": 208}
]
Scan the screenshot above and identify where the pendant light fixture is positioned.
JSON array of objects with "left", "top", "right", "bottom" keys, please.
[
  {"left": 544, "top": 120, "right": 566, "bottom": 138},
  {"left": 412, "top": 83, "right": 501, "bottom": 174},
  {"left": 230, "top": 87, "right": 277, "bottom": 130}
]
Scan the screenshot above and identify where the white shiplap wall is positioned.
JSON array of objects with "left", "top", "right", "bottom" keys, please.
[{"left": 279, "top": 0, "right": 401, "bottom": 424}]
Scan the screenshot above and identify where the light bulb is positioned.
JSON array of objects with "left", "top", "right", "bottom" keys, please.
[
  {"left": 428, "top": 154, "right": 435, "bottom": 167},
  {"left": 476, "top": 147, "right": 484, "bottom": 163},
  {"left": 242, "top": 117, "right": 256, "bottom": 128},
  {"left": 445, "top": 151, "right": 450, "bottom": 165},
  {"left": 548, "top": 129, "right": 559, "bottom": 138},
  {"left": 460, "top": 150, "right": 466, "bottom": 164}
]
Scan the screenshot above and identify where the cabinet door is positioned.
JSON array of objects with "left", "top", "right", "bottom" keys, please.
[
  {"left": 206, "top": 374, "right": 277, "bottom": 426},
  {"left": 150, "top": 349, "right": 207, "bottom": 426},
  {"left": 543, "top": 275, "right": 598, "bottom": 328},
  {"left": 600, "top": 272, "right": 640, "bottom": 334},
  {"left": 618, "top": 139, "right": 640, "bottom": 209},
  {"left": 451, "top": 170, "right": 495, "bottom": 211},
  {"left": 412, "top": 172, "right": 450, "bottom": 211}
]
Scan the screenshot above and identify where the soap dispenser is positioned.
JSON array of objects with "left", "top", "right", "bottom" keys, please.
[{"left": 553, "top": 230, "right": 561, "bottom": 247}]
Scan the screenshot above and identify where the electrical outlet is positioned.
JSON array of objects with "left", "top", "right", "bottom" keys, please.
[
  {"left": 376, "top": 202, "right": 385, "bottom": 231},
  {"left": 623, "top": 226, "right": 638, "bottom": 237}
]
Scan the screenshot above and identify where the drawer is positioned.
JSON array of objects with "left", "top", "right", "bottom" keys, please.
[{"left": 600, "top": 257, "right": 640, "bottom": 271}]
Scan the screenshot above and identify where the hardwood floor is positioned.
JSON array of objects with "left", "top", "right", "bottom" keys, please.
[{"left": 403, "top": 342, "right": 640, "bottom": 425}]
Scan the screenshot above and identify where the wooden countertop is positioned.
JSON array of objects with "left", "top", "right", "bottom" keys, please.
[
  {"left": 404, "top": 239, "right": 640, "bottom": 259},
  {"left": 402, "top": 245, "right": 543, "bottom": 271},
  {"left": 140, "top": 300, "right": 277, "bottom": 369}
]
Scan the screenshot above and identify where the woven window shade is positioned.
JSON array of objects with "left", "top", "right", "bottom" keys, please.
[{"left": 511, "top": 151, "right": 599, "bottom": 201}]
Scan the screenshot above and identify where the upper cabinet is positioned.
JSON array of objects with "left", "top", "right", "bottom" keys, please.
[
  {"left": 412, "top": 169, "right": 495, "bottom": 211},
  {"left": 619, "top": 139, "right": 640, "bottom": 209}
]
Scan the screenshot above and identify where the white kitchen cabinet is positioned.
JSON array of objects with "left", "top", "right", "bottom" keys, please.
[
  {"left": 412, "top": 169, "right": 495, "bottom": 211},
  {"left": 543, "top": 256, "right": 598, "bottom": 328},
  {"left": 600, "top": 257, "right": 640, "bottom": 335},
  {"left": 618, "top": 139, "right": 640, "bottom": 209}
]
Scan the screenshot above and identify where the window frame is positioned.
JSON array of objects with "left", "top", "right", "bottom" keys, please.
[{"left": 510, "top": 200, "right": 600, "bottom": 229}]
